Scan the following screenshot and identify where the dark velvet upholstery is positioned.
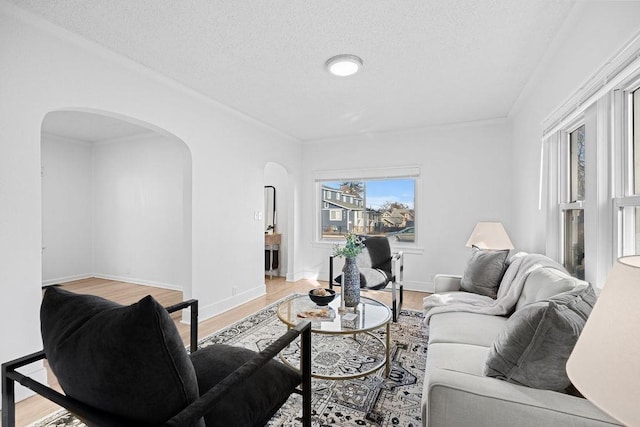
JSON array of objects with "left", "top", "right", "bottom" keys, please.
[
  {"left": 460, "top": 247, "right": 509, "bottom": 298},
  {"left": 190, "top": 344, "right": 301, "bottom": 426},
  {"left": 484, "top": 284, "right": 596, "bottom": 391},
  {"left": 364, "top": 237, "right": 392, "bottom": 274},
  {"left": 40, "top": 287, "right": 201, "bottom": 426}
]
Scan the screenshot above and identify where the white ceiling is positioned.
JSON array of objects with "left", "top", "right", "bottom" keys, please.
[{"left": 11, "top": 0, "right": 576, "bottom": 141}]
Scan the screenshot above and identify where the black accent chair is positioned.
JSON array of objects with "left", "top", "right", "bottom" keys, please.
[
  {"left": 329, "top": 236, "right": 404, "bottom": 322},
  {"left": 2, "top": 287, "right": 311, "bottom": 427}
]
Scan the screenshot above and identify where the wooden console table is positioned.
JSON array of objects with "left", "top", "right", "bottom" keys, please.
[{"left": 265, "top": 234, "right": 281, "bottom": 279}]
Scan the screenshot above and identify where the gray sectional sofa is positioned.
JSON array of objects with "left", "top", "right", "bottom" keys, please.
[{"left": 421, "top": 253, "right": 621, "bottom": 427}]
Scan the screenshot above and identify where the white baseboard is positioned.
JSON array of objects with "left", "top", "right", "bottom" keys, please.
[
  {"left": 197, "top": 284, "right": 266, "bottom": 321},
  {"left": 42, "top": 273, "right": 93, "bottom": 286},
  {"left": 92, "top": 273, "right": 182, "bottom": 291},
  {"left": 42, "top": 273, "right": 183, "bottom": 291}
]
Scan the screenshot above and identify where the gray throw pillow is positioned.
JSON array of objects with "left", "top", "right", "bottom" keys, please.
[
  {"left": 484, "top": 284, "right": 596, "bottom": 391},
  {"left": 460, "top": 247, "right": 509, "bottom": 298}
]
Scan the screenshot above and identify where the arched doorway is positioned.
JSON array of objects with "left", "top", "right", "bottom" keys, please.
[
  {"left": 41, "top": 109, "right": 192, "bottom": 295},
  {"left": 264, "top": 162, "right": 289, "bottom": 279}
]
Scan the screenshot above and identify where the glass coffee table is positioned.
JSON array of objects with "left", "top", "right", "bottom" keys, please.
[{"left": 276, "top": 294, "right": 392, "bottom": 380}]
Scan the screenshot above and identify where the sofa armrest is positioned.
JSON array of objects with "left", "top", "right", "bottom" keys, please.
[
  {"left": 433, "top": 274, "right": 462, "bottom": 293},
  {"left": 423, "top": 368, "right": 621, "bottom": 427}
]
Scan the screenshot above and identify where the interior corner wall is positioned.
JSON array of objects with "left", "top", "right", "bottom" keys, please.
[
  {"left": 92, "top": 134, "right": 189, "bottom": 290},
  {"left": 41, "top": 134, "right": 93, "bottom": 284},
  {"left": 301, "top": 120, "right": 513, "bottom": 292},
  {"left": 510, "top": 1, "right": 640, "bottom": 255}
]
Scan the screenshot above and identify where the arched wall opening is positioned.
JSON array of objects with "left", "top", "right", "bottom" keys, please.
[
  {"left": 264, "top": 162, "right": 290, "bottom": 279},
  {"left": 41, "top": 109, "right": 192, "bottom": 294}
]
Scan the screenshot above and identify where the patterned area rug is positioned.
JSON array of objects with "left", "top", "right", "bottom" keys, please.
[{"left": 30, "top": 295, "right": 427, "bottom": 427}]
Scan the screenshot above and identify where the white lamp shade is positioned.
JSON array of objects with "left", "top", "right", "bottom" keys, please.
[
  {"left": 566, "top": 256, "right": 640, "bottom": 425},
  {"left": 465, "top": 222, "right": 514, "bottom": 250}
]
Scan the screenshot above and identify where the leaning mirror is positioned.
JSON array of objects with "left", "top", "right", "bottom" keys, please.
[{"left": 264, "top": 185, "right": 276, "bottom": 233}]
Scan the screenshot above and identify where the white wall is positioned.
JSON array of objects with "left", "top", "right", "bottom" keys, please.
[
  {"left": 41, "top": 131, "right": 191, "bottom": 290},
  {"left": 301, "top": 120, "right": 514, "bottom": 292},
  {"left": 41, "top": 134, "right": 93, "bottom": 284},
  {"left": 510, "top": 1, "right": 640, "bottom": 255},
  {"left": 0, "top": 3, "right": 303, "bottom": 404},
  {"left": 92, "top": 134, "right": 191, "bottom": 290}
]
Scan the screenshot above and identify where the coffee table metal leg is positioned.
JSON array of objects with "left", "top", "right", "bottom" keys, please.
[{"left": 385, "top": 321, "right": 390, "bottom": 377}]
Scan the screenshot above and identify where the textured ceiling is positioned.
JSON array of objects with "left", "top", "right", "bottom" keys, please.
[{"left": 10, "top": 0, "right": 576, "bottom": 141}]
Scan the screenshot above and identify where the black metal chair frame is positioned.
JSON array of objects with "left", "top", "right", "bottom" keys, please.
[
  {"left": 2, "top": 299, "right": 312, "bottom": 427},
  {"left": 329, "top": 250, "right": 404, "bottom": 322}
]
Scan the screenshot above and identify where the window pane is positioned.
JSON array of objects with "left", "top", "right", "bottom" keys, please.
[
  {"left": 634, "top": 89, "right": 640, "bottom": 194},
  {"left": 570, "top": 125, "right": 585, "bottom": 202},
  {"left": 563, "top": 209, "right": 584, "bottom": 279},
  {"left": 320, "top": 179, "right": 415, "bottom": 242},
  {"left": 620, "top": 206, "right": 640, "bottom": 255}
]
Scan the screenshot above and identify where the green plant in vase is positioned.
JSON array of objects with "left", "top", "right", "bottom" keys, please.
[{"left": 333, "top": 232, "right": 365, "bottom": 307}]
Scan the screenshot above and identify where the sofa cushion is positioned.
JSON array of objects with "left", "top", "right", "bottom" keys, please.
[
  {"left": 428, "top": 312, "right": 508, "bottom": 347},
  {"left": 515, "top": 267, "right": 583, "bottom": 311},
  {"left": 426, "top": 342, "right": 490, "bottom": 377},
  {"left": 40, "top": 287, "right": 200, "bottom": 425},
  {"left": 460, "top": 247, "right": 509, "bottom": 298},
  {"left": 484, "top": 284, "right": 596, "bottom": 391},
  {"left": 190, "top": 344, "right": 302, "bottom": 426}
]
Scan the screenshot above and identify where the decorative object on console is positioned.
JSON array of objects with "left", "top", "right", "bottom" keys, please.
[
  {"left": 465, "top": 221, "right": 514, "bottom": 250},
  {"left": 566, "top": 256, "right": 640, "bottom": 426},
  {"left": 332, "top": 232, "right": 365, "bottom": 307}
]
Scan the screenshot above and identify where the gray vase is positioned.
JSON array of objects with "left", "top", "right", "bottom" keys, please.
[{"left": 342, "top": 256, "right": 361, "bottom": 307}]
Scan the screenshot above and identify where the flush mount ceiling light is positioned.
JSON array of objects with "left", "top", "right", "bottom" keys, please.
[{"left": 325, "top": 54, "right": 363, "bottom": 77}]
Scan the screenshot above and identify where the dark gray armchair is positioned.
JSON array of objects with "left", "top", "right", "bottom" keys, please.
[
  {"left": 329, "top": 236, "right": 404, "bottom": 321},
  {"left": 2, "top": 287, "right": 311, "bottom": 427}
]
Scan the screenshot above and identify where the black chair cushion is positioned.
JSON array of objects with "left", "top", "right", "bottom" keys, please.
[
  {"left": 334, "top": 236, "right": 393, "bottom": 289},
  {"left": 190, "top": 344, "right": 302, "bottom": 426},
  {"left": 40, "top": 287, "right": 200, "bottom": 425},
  {"left": 363, "top": 237, "right": 392, "bottom": 273}
]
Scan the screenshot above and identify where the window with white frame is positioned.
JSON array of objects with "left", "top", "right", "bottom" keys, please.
[
  {"left": 615, "top": 83, "right": 640, "bottom": 256},
  {"left": 318, "top": 176, "right": 416, "bottom": 242},
  {"left": 542, "top": 35, "right": 640, "bottom": 288},
  {"left": 561, "top": 124, "right": 586, "bottom": 280}
]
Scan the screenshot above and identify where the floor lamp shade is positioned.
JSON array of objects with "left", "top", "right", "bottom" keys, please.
[
  {"left": 566, "top": 256, "right": 640, "bottom": 426},
  {"left": 465, "top": 222, "right": 514, "bottom": 250}
]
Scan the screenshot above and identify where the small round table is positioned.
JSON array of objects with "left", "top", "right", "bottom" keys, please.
[{"left": 276, "top": 294, "right": 392, "bottom": 380}]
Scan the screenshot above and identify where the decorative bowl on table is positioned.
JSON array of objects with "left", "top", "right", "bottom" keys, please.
[{"left": 308, "top": 288, "right": 336, "bottom": 306}]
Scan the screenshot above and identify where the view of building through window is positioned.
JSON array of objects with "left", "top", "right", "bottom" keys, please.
[
  {"left": 320, "top": 179, "right": 415, "bottom": 242},
  {"left": 563, "top": 125, "right": 585, "bottom": 279},
  {"left": 570, "top": 125, "right": 585, "bottom": 202}
]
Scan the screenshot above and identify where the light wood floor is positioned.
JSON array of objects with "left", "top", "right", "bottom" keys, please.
[{"left": 11, "top": 277, "right": 428, "bottom": 426}]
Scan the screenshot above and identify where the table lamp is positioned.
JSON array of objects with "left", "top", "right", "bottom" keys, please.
[
  {"left": 465, "top": 222, "right": 514, "bottom": 250},
  {"left": 566, "top": 256, "right": 640, "bottom": 425}
]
